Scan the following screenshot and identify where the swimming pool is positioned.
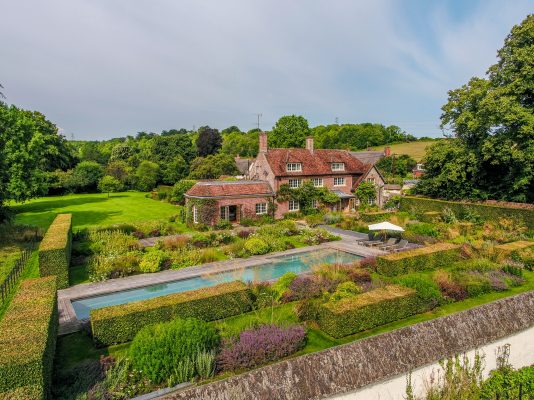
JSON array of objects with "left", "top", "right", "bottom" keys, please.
[{"left": 71, "top": 248, "right": 362, "bottom": 320}]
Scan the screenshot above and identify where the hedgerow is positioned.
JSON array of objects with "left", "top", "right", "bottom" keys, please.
[
  {"left": 0, "top": 277, "right": 57, "bottom": 399},
  {"left": 38, "top": 213, "right": 72, "bottom": 288},
  {"left": 376, "top": 243, "right": 461, "bottom": 276},
  {"left": 91, "top": 281, "right": 252, "bottom": 346},
  {"left": 400, "top": 196, "right": 534, "bottom": 229},
  {"left": 317, "top": 285, "right": 424, "bottom": 338}
]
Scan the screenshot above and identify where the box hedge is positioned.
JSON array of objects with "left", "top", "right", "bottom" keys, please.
[
  {"left": 360, "top": 211, "right": 396, "bottom": 223},
  {"left": 376, "top": 243, "right": 461, "bottom": 276},
  {"left": 0, "top": 277, "right": 58, "bottom": 399},
  {"left": 400, "top": 196, "right": 534, "bottom": 229},
  {"left": 317, "top": 285, "right": 424, "bottom": 338},
  {"left": 91, "top": 280, "right": 252, "bottom": 346},
  {"left": 38, "top": 214, "right": 72, "bottom": 289}
]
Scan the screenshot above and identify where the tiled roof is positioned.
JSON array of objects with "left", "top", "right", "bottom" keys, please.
[
  {"left": 234, "top": 157, "right": 254, "bottom": 175},
  {"left": 185, "top": 180, "right": 274, "bottom": 198},
  {"left": 265, "top": 148, "right": 367, "bottom": 177},
  {"left": 350, "top": 151, "right": 384, "bottom": 165}
]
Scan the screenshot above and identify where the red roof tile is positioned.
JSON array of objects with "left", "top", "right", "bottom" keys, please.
[
  {"left": 186, "top": 180, "right": 274, "bottom": 198},
  {"left": 265, "top": 148, "right": 367, "bottom": 177}
]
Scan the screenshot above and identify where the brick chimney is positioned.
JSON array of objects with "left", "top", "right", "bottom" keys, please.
[
  {"left": 384, "top": 146, "right": 391, "bottom": 157},
  {"left": 259, "top": 131, "right": 268, "bottom": 153},
  {"left": 306, "top": 136, "right": 314, "bottom": 153}
]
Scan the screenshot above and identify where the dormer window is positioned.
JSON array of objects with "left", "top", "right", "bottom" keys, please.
[
  {"left": 286, "top": 163, "right": 302, "bottom": 172},
  {"left": 331, "top": 162, "right": 345, "bottom": 171}
]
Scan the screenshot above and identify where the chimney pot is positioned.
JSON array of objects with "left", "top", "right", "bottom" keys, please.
[
  {"left": 306, "top": 136, "right": 314, "bottom": 153},
  {"left": 259, "top": 131, "right": 268, "bottom": 153}
]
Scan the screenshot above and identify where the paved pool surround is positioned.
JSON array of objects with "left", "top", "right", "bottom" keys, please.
[{"left": 58, "top": 233, "right": 383, "bottom": 334}]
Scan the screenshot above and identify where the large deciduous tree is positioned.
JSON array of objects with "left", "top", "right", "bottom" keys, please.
[
  {"left": 270, "top": 115, "right": 310, "bottom": 148},
  {"left": 417, "top": 14, "right": 534, "bottom": 203},
  {"left": 0, "top": 102, "right": 71, "bottom": 219},
  {"left": 196, "top": 126, "right": 222, "bottom": 157}
]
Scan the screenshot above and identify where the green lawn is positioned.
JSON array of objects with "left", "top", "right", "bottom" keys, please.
[{"left": 13, "top": 192, "right": 186, "bottom": 231}]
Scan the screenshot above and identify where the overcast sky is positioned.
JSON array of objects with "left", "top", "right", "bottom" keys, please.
[{"left": 1, "top": 0, "right": 532, "bottom": 140}]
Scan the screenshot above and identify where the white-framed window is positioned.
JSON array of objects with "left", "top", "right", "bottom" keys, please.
[
  {"left": 288, "top": 200, "right": 300, "bottom": 212},
  {"left": 286, "top": 163, "right": 302, "bottom": 172},
  {"left": 311, "top": 178, "right": 323, "bottom": 187},
  {"left": 333, "top": 177, "right": 346, "bottom": 186},
  {"left": 311, "top": 199, "right": 319, "bottom": 209},
  {"left": 255, "top": 203, "right": 268, "bottom": 215},
  {"left": 368, "top": 197, "right": 375, "bottom": 205},
  {"left": 288, "top": 178, "right": 302, "bottom": 189},
  {"left": 193, "top": 206, "right": 199, "bottom": 224},
  {"left": 367, "top": 177, "right": 376, "bottom": 184},
  {"left": 220, "top": 206, "right": 228, "bottom": 221},
  {"left": 331, "top": 162, "right": 345, "bottom": 171}
]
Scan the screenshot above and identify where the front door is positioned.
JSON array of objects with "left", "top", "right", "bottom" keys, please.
[{"left": 228, "top": 205, "right": 237, "bottom": 222}]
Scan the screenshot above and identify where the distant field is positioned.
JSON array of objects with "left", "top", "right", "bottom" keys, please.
[
  {"left": 371, "top": 140, "right": 438, "bottom": 161},
  {"left": 13, "top": 192, "right": 184, "bottom": 231}
]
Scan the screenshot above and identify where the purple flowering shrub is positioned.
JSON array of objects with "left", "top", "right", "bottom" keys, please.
[
  {"left": 281, "top": 275, "right": 324, "bottom": 302},
  {"left": 217, "top": 324, "right": 307, "bottom": 371}
]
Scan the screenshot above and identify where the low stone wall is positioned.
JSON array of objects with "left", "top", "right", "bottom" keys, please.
[{"left": 165, "top": 291, "right": 534, "bottom": 400}]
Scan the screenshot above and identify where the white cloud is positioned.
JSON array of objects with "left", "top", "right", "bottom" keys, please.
[{"left": 0, "top": 0, "right": 531, "bottom": 138}]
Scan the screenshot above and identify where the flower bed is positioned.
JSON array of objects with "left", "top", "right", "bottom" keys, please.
[
  {"left": 38, "top": 213, "right": 72, "bottom": 288},
  {"left": 0, "top": 277, "right": 57, "bottom": 398},
  {"left": 376, "top": 243, "right": 461, "bottom": 276},
  {"left": 317, "top": 285, "right": 424, "bottom": 338},
  {"left": 91, "top": 281, "right": 252, "bottom": 346}
]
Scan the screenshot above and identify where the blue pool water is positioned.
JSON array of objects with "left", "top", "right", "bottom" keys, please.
[{"left": 72, "top": 249, "right": 362, "bottom": 320}]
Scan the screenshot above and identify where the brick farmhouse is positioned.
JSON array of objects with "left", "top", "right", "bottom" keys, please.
[{"left": 185, "top": 132, "right": 385, "bottom": 225}]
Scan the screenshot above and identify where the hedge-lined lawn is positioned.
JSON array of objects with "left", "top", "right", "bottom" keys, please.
[
  {"left": 0, "top": 245, "right": 22, "bottom": 285},
  {"left": 13, "top": 192, "right": 187, "bottom": 231}
]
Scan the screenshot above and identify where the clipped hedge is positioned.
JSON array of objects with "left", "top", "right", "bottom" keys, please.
[
  {"left": 360, "top": 211, "right": 396, "bottom": 223},
  {"left": 400, "top": 196, "right": 534, "bottom": 229},
  {"left": 317, "top": 285, "right": 424, "bottom": 338},
  {"left": 0, "top": 277, "right": 58, "bottom": 399},
  {"left": 38, "top": 214, "right": 72, "bottom": 289},
  {"left": 91, "top": 281, "right": 252, "bottom": 346},
  {"left": 495, "top": 240, "right": 534, "bottom": 255},
  {"left": 376, "top": 243, "right": 461, "bottom": 276}
]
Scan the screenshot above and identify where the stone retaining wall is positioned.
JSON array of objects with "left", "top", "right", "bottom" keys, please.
[{"left": 165, "top": 291, "right": 534, "bottom": 400}]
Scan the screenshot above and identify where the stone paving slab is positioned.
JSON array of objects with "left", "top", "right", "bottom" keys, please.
[{"left": 58, "top": 236, "right": 384, "bottom": 335}]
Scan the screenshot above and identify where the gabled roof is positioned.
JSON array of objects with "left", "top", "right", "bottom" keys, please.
[
  {"left": 264, "top": 148, "right": 367, "bottom": 177},
  {"left": 350, "top": 150, "right": 384, "bottom": 165},
  {"left": 234, "top": 157, "right": 254, "bottom": 175},
  {"left": 185, "top": 180, "right": 274, "bottom": 199}
]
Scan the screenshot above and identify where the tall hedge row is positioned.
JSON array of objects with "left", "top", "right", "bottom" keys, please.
[
  {"left": 38, "top": 214, "right": 72, "bottom": 289},
  {"left": 317, "top": 285, "right": 424, "bottom": 338},
  {"left": 91, "top": 281, "right": 252, "bottom": 346},
  {"left": 400, "top": 196, "right": 534, "bottom": 229},
  {"left": 376, "top": 243, "right": 461, "bottom": 276},
  {"left": 0, "top": 277, "right": 58, "bottom": 399}
]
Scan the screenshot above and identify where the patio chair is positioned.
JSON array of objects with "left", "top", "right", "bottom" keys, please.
[
  {"left": 388, "top": 239, "right": 409, "bottom": 252},
  {"left": 378, "top": 238, "right": 399, "bottom": 250},
  {"left": 358, "top": 233, "right": 381, "bottom": 246}
]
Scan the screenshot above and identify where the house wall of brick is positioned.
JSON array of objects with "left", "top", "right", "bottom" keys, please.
[
  {"left": 199, "top": 196, "right": 273, "bottom": 224},
  {"left": 360, "top": 167, "right": 385, "bottom": 207}
]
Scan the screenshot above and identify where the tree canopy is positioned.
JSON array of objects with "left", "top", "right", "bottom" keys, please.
[
  {"left": 196, "top": 126, "right": 222, "bottom": 157},
  {"left": 416, "top": 14, "right": 534, "bottom": 203},
  {"left": 269, "top": 115, "right": 310, "bottom": 148}
]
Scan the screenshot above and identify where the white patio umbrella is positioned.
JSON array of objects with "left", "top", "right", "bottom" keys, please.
[
  {"left": 368, "top": 221, "right": 404, "bottom": 240},
  {"left": 368, "top": 222, "right": 405, "bottom": 232}
]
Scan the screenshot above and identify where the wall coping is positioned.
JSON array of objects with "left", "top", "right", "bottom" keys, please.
[{"left": 164, "top": 291, "right": 534, "bottom": 400}]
